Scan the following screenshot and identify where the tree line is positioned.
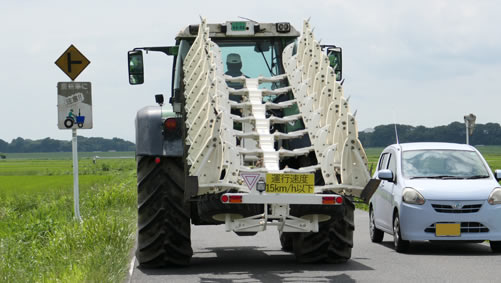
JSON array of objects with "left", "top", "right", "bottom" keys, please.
[
  {"left": 0, "top": 137, "right": 135, "bottom": 153},
  {"left": 359, "top": 122, "right": 501, "bottom": 147},
  {"left": 1, "top": 122, "right": 500, "bottom": 153}
]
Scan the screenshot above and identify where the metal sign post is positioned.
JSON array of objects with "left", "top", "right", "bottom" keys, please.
[
  {"left": 464, "top": 114, "right": 476, "bottom": 145},
  {"left": 55, "top": 45, "right": 91, "bottom": 222},
  {"left": 466, "top": 125, "right": 469, "bottom": 145},
  {"left": 57, "top": 81, "right": 91, "bottom": 222},
  {"left": 72, "top": 129, "right": 81, "bottom": 220}
]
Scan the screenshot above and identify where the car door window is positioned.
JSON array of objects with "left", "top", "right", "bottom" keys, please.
[{"left": 378, "top": 153, "right": 389, "bottom": 171}]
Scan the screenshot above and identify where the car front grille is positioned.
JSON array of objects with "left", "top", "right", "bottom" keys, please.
[
  {"left": 425, "top": 222, "right": 489, "bottom": 233},
  {"left": 431, "top": 203, "right": 482, "bottom": 213}
]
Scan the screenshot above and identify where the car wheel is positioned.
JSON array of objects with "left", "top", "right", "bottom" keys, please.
[
  {"left": 393, "top": 214, "right": 410, "bottom": 253},
  {"left": 369, "top": 207, "right": 384, "bottom": 243},
  {"left": 490, "top": 241, "right": 501, "bottom": 253}
]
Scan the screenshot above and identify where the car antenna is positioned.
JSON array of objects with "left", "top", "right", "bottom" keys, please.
[
  {"left": 394, "top": 124, "right": 400, "bottom": 144},
  {"left": 393, "top": 112, "right": 399, "bottom": 144},
  {"left": 238, "top": 16, "right": 258, "bottom": 24}
]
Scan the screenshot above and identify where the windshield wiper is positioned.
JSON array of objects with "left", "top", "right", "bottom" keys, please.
[
  {"left": 410, "top": 175, "right": 463, "bottom": 180},
  {"left": 465, "top": 175, "right": 490, "bottom": 179}
]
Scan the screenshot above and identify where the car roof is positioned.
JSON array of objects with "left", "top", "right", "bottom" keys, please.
[{"left": 387, "top": 142, "right": 476, "bottom": 152}]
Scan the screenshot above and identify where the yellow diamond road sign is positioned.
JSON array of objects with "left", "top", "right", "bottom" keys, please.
[{"left": 55, "top": 45, "right": 90, "bottom": 81}]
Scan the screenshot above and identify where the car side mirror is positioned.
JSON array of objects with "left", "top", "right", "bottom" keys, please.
[
  {"left": 128, "top": 50, "right": 144, "bottom": 85},
  {"left": 495, "top": 169, "right": 501, "bottom": 181},
  {"left": 378, "top": 169, "right": 394, "bottom": 182}
]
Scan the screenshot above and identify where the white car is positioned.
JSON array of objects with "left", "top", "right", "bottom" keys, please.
[{"left": 369, "top": 142, "right": 501, "bottom": 253}]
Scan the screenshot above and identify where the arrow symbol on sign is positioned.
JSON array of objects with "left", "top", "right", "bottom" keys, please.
[
  {"left": 67, "top": 52, "right": 82, "bottom": 73},
  {"left": 241, "top": 173, "right": 261, "bottom": 190}
]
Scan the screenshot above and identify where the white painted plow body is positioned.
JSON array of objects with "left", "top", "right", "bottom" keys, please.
[{"left": 183, "top": 19, "right": 370, "bottom": 233}]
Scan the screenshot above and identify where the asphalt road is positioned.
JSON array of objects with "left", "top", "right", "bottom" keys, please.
[{"left": 129, "top": 209, "right": 500, "bottom": 282}]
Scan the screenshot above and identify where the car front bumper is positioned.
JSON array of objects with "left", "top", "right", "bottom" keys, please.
[{"left": 399, "top": 200, "right": 501, "bottom": 241}]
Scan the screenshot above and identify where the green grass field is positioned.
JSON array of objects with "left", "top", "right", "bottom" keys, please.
[
  {"left": 1, "top": 146, "right": 500, "bottom": 281},
  {"left": 1, "top": 151, "right": 135, "bottom": 160},
  {"left": 476, "top": 146, "right": 501, "bottom": 171},
  {"left": 0, "top": 154, "right": 137, "bottom": 282}
]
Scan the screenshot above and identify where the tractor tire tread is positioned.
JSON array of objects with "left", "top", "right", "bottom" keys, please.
[
  {"left": 136, "top": 156, "right": 193, "bottom": 267},
  {"left": 293, "top": 198, "right": 354, "bottom": 263}
]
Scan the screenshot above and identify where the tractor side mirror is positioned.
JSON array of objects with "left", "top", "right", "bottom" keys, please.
[
  {"left": 322, "top": 45, "right": 342, "bottom": 81},
  {"left": 128, "top": 50, "right": 144, "bottom": 85}
]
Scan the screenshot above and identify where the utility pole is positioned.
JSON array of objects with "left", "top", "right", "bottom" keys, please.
[{"left": 464, "top": 114, "right": 476, "bottom": 145}]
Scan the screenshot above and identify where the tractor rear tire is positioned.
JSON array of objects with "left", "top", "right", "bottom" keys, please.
[
  {"left": 329, "top": 197, "right": 355, "bottom": 261},
  {"left": 293, "top": 197, "right": 354, "bottom": 263},
  {"left": 136, "top": 156, "right": 193, "bottom": 267},
  {"left": 280, "top": 232, "right": 295, "bottom": 252}
]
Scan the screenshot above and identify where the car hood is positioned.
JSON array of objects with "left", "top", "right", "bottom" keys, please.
[{"left": 402, "top": 178, "right": 499, "bottom": 200}]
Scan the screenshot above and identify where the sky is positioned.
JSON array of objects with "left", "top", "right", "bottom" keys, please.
[{"left": 1, "top": 0, "right": 501, "bottom": 143}]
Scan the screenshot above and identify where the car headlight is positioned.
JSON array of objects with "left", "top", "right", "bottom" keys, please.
[
  {"left": 402, "top": 187, "right": 425, "bottom": 205},
  {"left": 488, "top": 187, "right": 501, "bottom": 205}
]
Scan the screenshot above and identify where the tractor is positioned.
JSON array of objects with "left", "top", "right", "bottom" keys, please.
[{"left": 127, "top": 19, "right": 370, "bottom": 266}]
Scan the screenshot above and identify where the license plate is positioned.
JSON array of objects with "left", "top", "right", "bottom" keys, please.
[
  {"left": 435, "top": 223, "right": 461, "bottom": 237},
  {"left": 265, "top": 173, "right": 314, "bottom": 194}
]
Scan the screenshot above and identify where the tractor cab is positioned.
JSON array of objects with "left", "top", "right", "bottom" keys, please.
[{"left": 127, "top": 21, "right": 342, "bottom": 107}]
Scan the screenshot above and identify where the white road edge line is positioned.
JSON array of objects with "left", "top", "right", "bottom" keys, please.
[{"left": 128, "top": 256, "right": 136, "bottom": 282}]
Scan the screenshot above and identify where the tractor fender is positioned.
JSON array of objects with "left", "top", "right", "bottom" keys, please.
[{"left": 135, "top": 106, "right": 183, "bottom": 157}]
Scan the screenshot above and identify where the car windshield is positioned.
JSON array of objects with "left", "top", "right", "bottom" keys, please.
[{"left": 402, "top": 150, "right": 490, "bottom": 179}]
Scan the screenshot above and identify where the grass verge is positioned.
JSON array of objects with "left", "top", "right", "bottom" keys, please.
[{"left": 0, "top": 159, "right": 136, "bottom": 282}]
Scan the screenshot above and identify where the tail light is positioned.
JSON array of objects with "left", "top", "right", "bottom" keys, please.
[
  {"left": 230, "top": 195, "right": 243, "bottom": 203},
  {"left": 322, "top": 196, "right": 344, "bottom": 204},
  {"left": 322, "top": 196, "right": 335, "bottom": 204},
  {"left": 221, "top": 194, "right": 242, "bottom": 203},
  {"left": 164, "top": 118, "right": 177, "bottom": 131}
]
